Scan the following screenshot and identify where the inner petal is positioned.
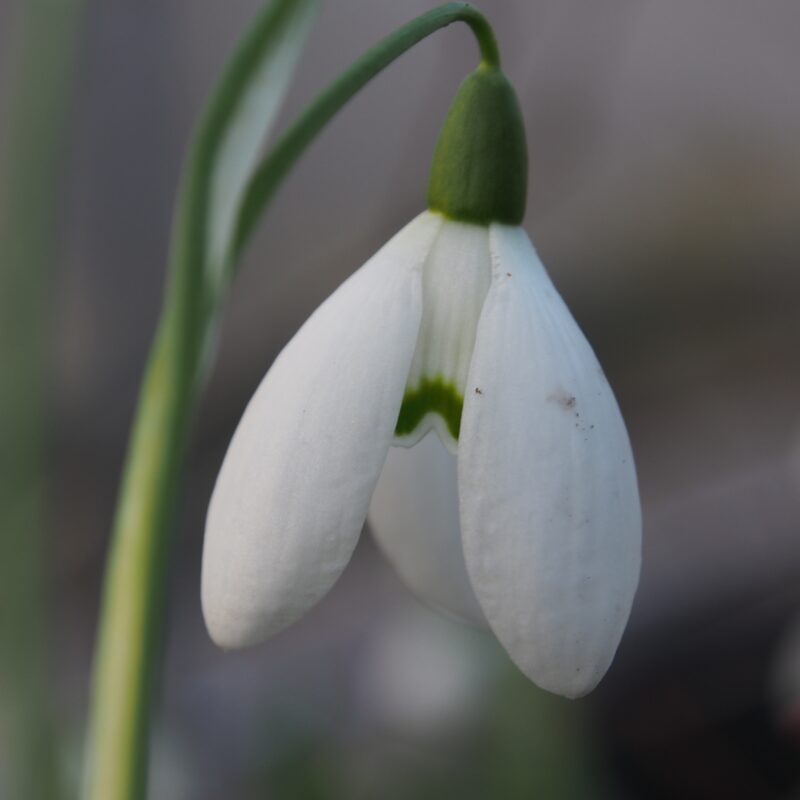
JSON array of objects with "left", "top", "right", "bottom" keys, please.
[{"left": 393, "top": 218, "right": 491, "bottom": 453}]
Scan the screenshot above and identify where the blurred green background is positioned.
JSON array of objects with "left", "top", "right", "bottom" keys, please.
[{"left": 2, "top": 0, "right": 800, "bottom": 797}]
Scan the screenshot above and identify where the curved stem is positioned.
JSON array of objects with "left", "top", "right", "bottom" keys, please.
[
  {"left": 82, "top": 4, "right": 500, "bottom": 799},
  {"left": 233, "top": 2, "right": 498, "bottom": 262}
]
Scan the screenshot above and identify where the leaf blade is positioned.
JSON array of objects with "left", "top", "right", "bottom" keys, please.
[{"left": 182, "top": 0, "right": 319, "bottom": 305}]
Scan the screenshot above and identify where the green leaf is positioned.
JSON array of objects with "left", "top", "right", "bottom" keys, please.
[
  {"left": 81, "top": 3, "right": 319, "bottom": 798},
  {"left": 0, "top": 2, "right": 87, "bottom": 798},
  {"left": 182, "top": 0, "right": 319, "bottom": 305}
]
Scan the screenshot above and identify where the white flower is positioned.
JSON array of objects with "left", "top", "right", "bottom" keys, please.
[
  {"left": 203, "top": 62, "right": 641, "bottom": 698},
  {"left": 201, "top": 209, "right": 641, "bottom": 698}
]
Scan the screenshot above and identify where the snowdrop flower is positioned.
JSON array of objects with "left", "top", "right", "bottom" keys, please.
[{"left": 202, "top": 65, "right": 641, "bottom": 697}]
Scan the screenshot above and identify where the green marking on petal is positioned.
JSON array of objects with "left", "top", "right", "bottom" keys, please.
[{"left": 394, "top": 375, "right": 464, "bottom": 441}]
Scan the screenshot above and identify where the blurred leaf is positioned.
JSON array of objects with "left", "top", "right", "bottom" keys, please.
[
  {"left": 477, "top": 665, "right": 611, "bottom": 799},
  {"left": 0, "top": 1, "right": 87, "bottom": 798}
]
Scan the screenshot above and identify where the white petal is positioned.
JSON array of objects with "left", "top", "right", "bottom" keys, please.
[
  {"left": 458, "top": 225, "right": 641, "bottom": 698},
  {"left": 369, "top": 432, "right": 485, "bottom": 625},
  {"left": 202, "top": 212, "right": 441, "bottom": 647},
  {"left": 393, "top": 219, "right": 491, "bottom": 453}
]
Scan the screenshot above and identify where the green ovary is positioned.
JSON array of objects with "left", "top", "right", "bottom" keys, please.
[{"left": 394, "top": 375, "right": 464, "bottom": 441}]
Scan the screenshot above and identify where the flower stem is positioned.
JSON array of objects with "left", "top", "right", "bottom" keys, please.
[
  {"left": 233, "top": 2, "right": 499, "bottom": 262},
  {"left": 82, "top": 4, "right": 500, "bottom": 799}
]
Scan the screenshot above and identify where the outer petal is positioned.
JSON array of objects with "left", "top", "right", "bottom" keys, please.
[
  {"left": 369, "top": 432, "right": 485, "bottom": 625},
  {"left": 458, "top": 225, "right": 641, "bottom": 698},
  {"left": 202, "top": 212, "right": 441, "bottom": 647}
]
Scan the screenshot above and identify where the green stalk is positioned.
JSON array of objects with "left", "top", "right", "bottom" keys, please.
[
  {"left": 0, "top": 2, "right": 86, "bottom": 799},
  {"left": 233, "top": 3, "right": 498, "bottom": 261},
  {"left": 82, "top": 5, "right": 500, "bottom": 799}
]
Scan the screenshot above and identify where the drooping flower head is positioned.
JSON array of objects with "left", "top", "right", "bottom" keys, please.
[{"left": 202, "top": 61, "right": 641, "bottom": 698}]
